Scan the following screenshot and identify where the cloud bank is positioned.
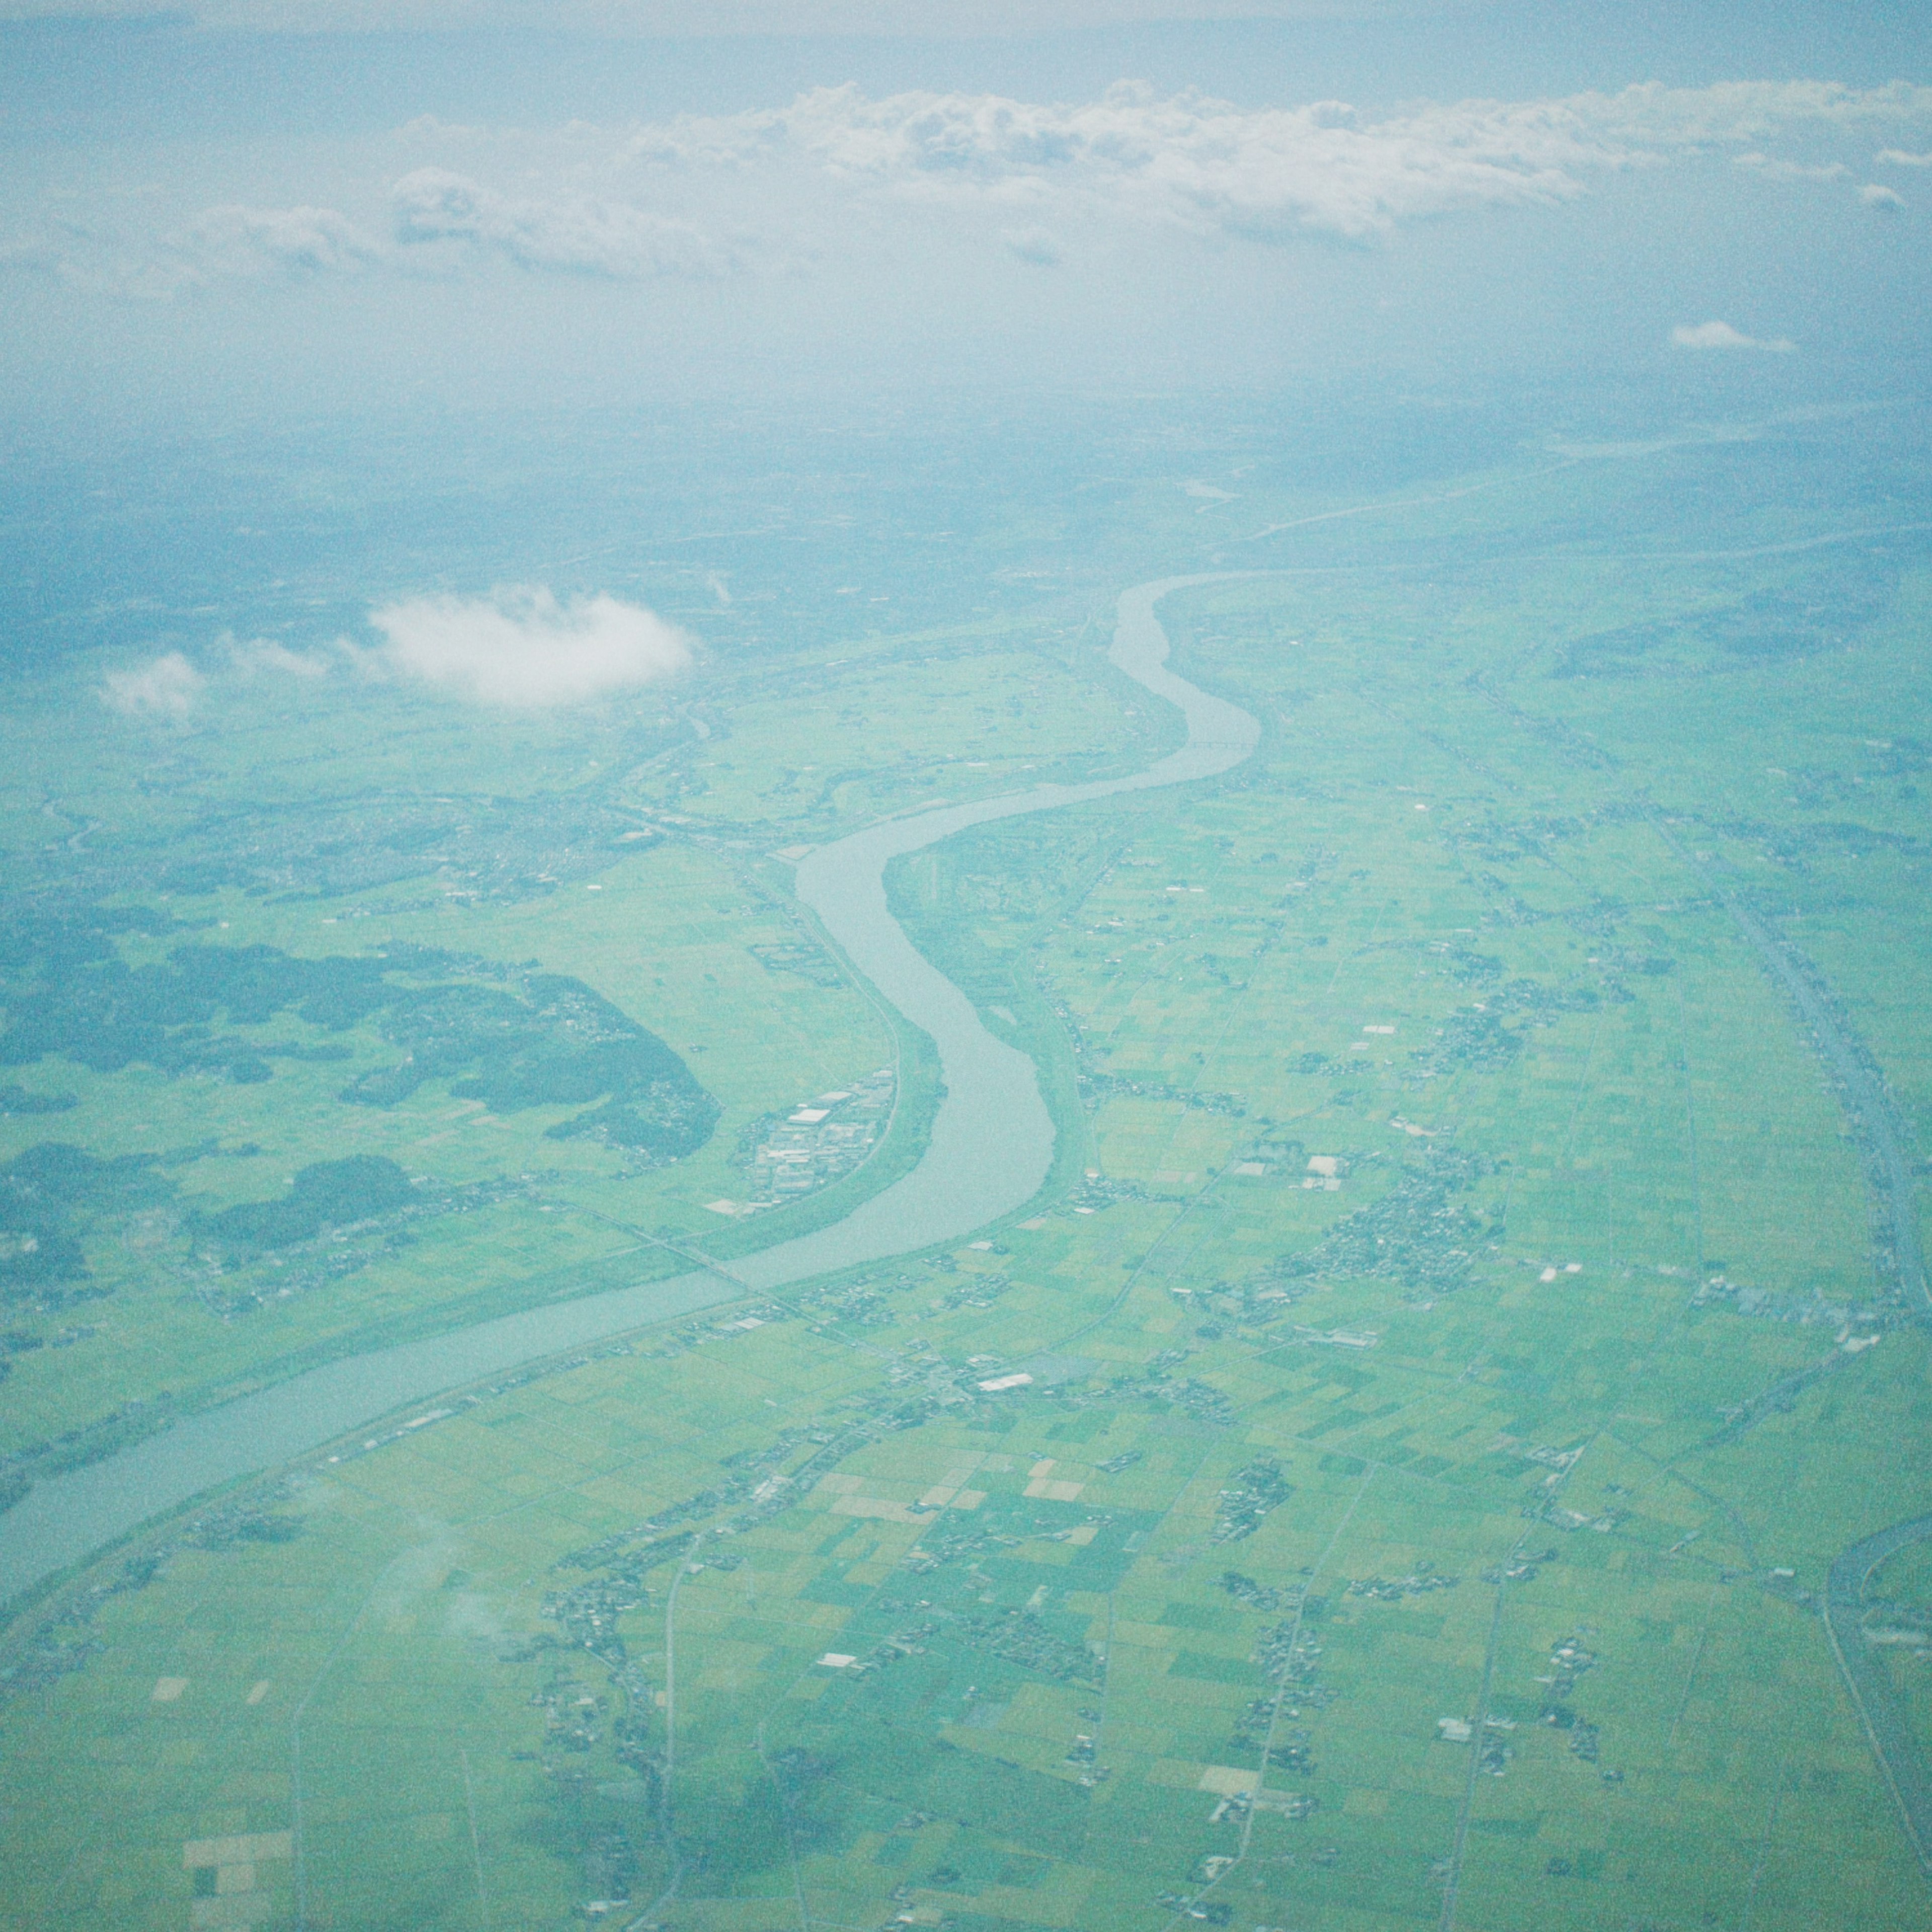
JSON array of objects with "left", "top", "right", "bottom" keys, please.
[
  {"left": 369, "top": 586, "right": 692, "bottom": 706},
  {"left": 616, "top": 76, "right": 1932, "bottom": 241},
  {"left": 11, "top": 75, "right": 1926, "bottom": 322},
  {"left": 390, "top": 168, "right": 726, "bottom": 277},
  {"left": 631, "top": 80, "right": 1607, "bottom": 240},
  {"left": 1670, "top": 319, "right": 1796, "bottom": 353}
]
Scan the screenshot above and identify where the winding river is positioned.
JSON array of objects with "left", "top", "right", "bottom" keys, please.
[
  {"left": 0, "top": 576, "right": 1259, "bottom": 1607},
  {"left": 8, "top": 563, "right": 1932, "bottom": 1900}
]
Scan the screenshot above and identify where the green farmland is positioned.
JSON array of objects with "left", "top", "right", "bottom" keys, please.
[{"left": 4, "top": 413, "right": 1930, "bottom": 1932}]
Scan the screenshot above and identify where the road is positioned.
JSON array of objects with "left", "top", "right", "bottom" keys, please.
[
  {"left": 1720, "top": 894, "right": 1932, "bottom": 1878},
  {"left": 1826, "top": 1516, "right": 1932, "bottom": 1876}
]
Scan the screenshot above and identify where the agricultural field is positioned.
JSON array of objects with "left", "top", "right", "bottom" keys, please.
[{"left": 3, "top": 399, "right": 1931, "bottom": 1932}]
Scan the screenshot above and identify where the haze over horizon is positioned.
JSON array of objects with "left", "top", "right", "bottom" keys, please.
[{"left": 3, "top": 0, "right": 1928, "bottom": 427}]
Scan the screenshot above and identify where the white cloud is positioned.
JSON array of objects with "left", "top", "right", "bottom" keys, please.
[
  {"left": 229, "top": 635, "right": 334, "bottom": 678},
  {"left": 1580, "top": 77, "right": 1932, "bottom": 143},
  {"left": 369, "top": 586, "right": 692, "bottom": 707},
  {"left": 102, "top": 652, "right": 204, "bottom": 718},
  {"left": 1876, "top": 148, "right": 1932, "bottom": 167},
  {"left": 171, "top": 203, "right": 381, "bottom": 278},
  {"left": 1002, "top": 225, "right": 1063, "bottom": 265},
  {"left": 2, "top": 202, "right": 381, "bottom": 301},
  {"left": 1670, "top": 319, "right": 1796, "bottom": 353},
  {"left": 390, "top": 168, "right": 726, "bottom": 277},
  {"left": 617, "top": 77, "right": 1932, "bottom": 245},
  {"left": 638, "top": 82, "right": 1608, "bottom": 241},
  {"left": 1859, "top": 183, "right": 1905, "bottom": 210},
  {"left": 1732, "top": 152, "right": 1848, "bottom": 182}
]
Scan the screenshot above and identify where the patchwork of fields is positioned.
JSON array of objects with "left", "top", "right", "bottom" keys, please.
[{"left": 3, "top": 418, "right": 1930, "bottom": 1931}]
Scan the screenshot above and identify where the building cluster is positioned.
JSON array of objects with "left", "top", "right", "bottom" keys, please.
[
  {"left": 720, "top": 1067, "right": 894, "bottom": 1213},
  {"left": 1212, "top": 1455, "right": 1293, "bottom": 1542},
  {"left": 1344, "top": 1571, "right": 1458, "bottom": 1601}
]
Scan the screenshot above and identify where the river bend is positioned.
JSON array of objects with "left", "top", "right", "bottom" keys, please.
[{"left": 0, "top": 576, "right": 1258, "bottom": 1607}]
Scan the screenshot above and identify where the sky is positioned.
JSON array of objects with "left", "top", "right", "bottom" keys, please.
[{"left": 2, "top": 2, "right": 1928, "bottom": 430}]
